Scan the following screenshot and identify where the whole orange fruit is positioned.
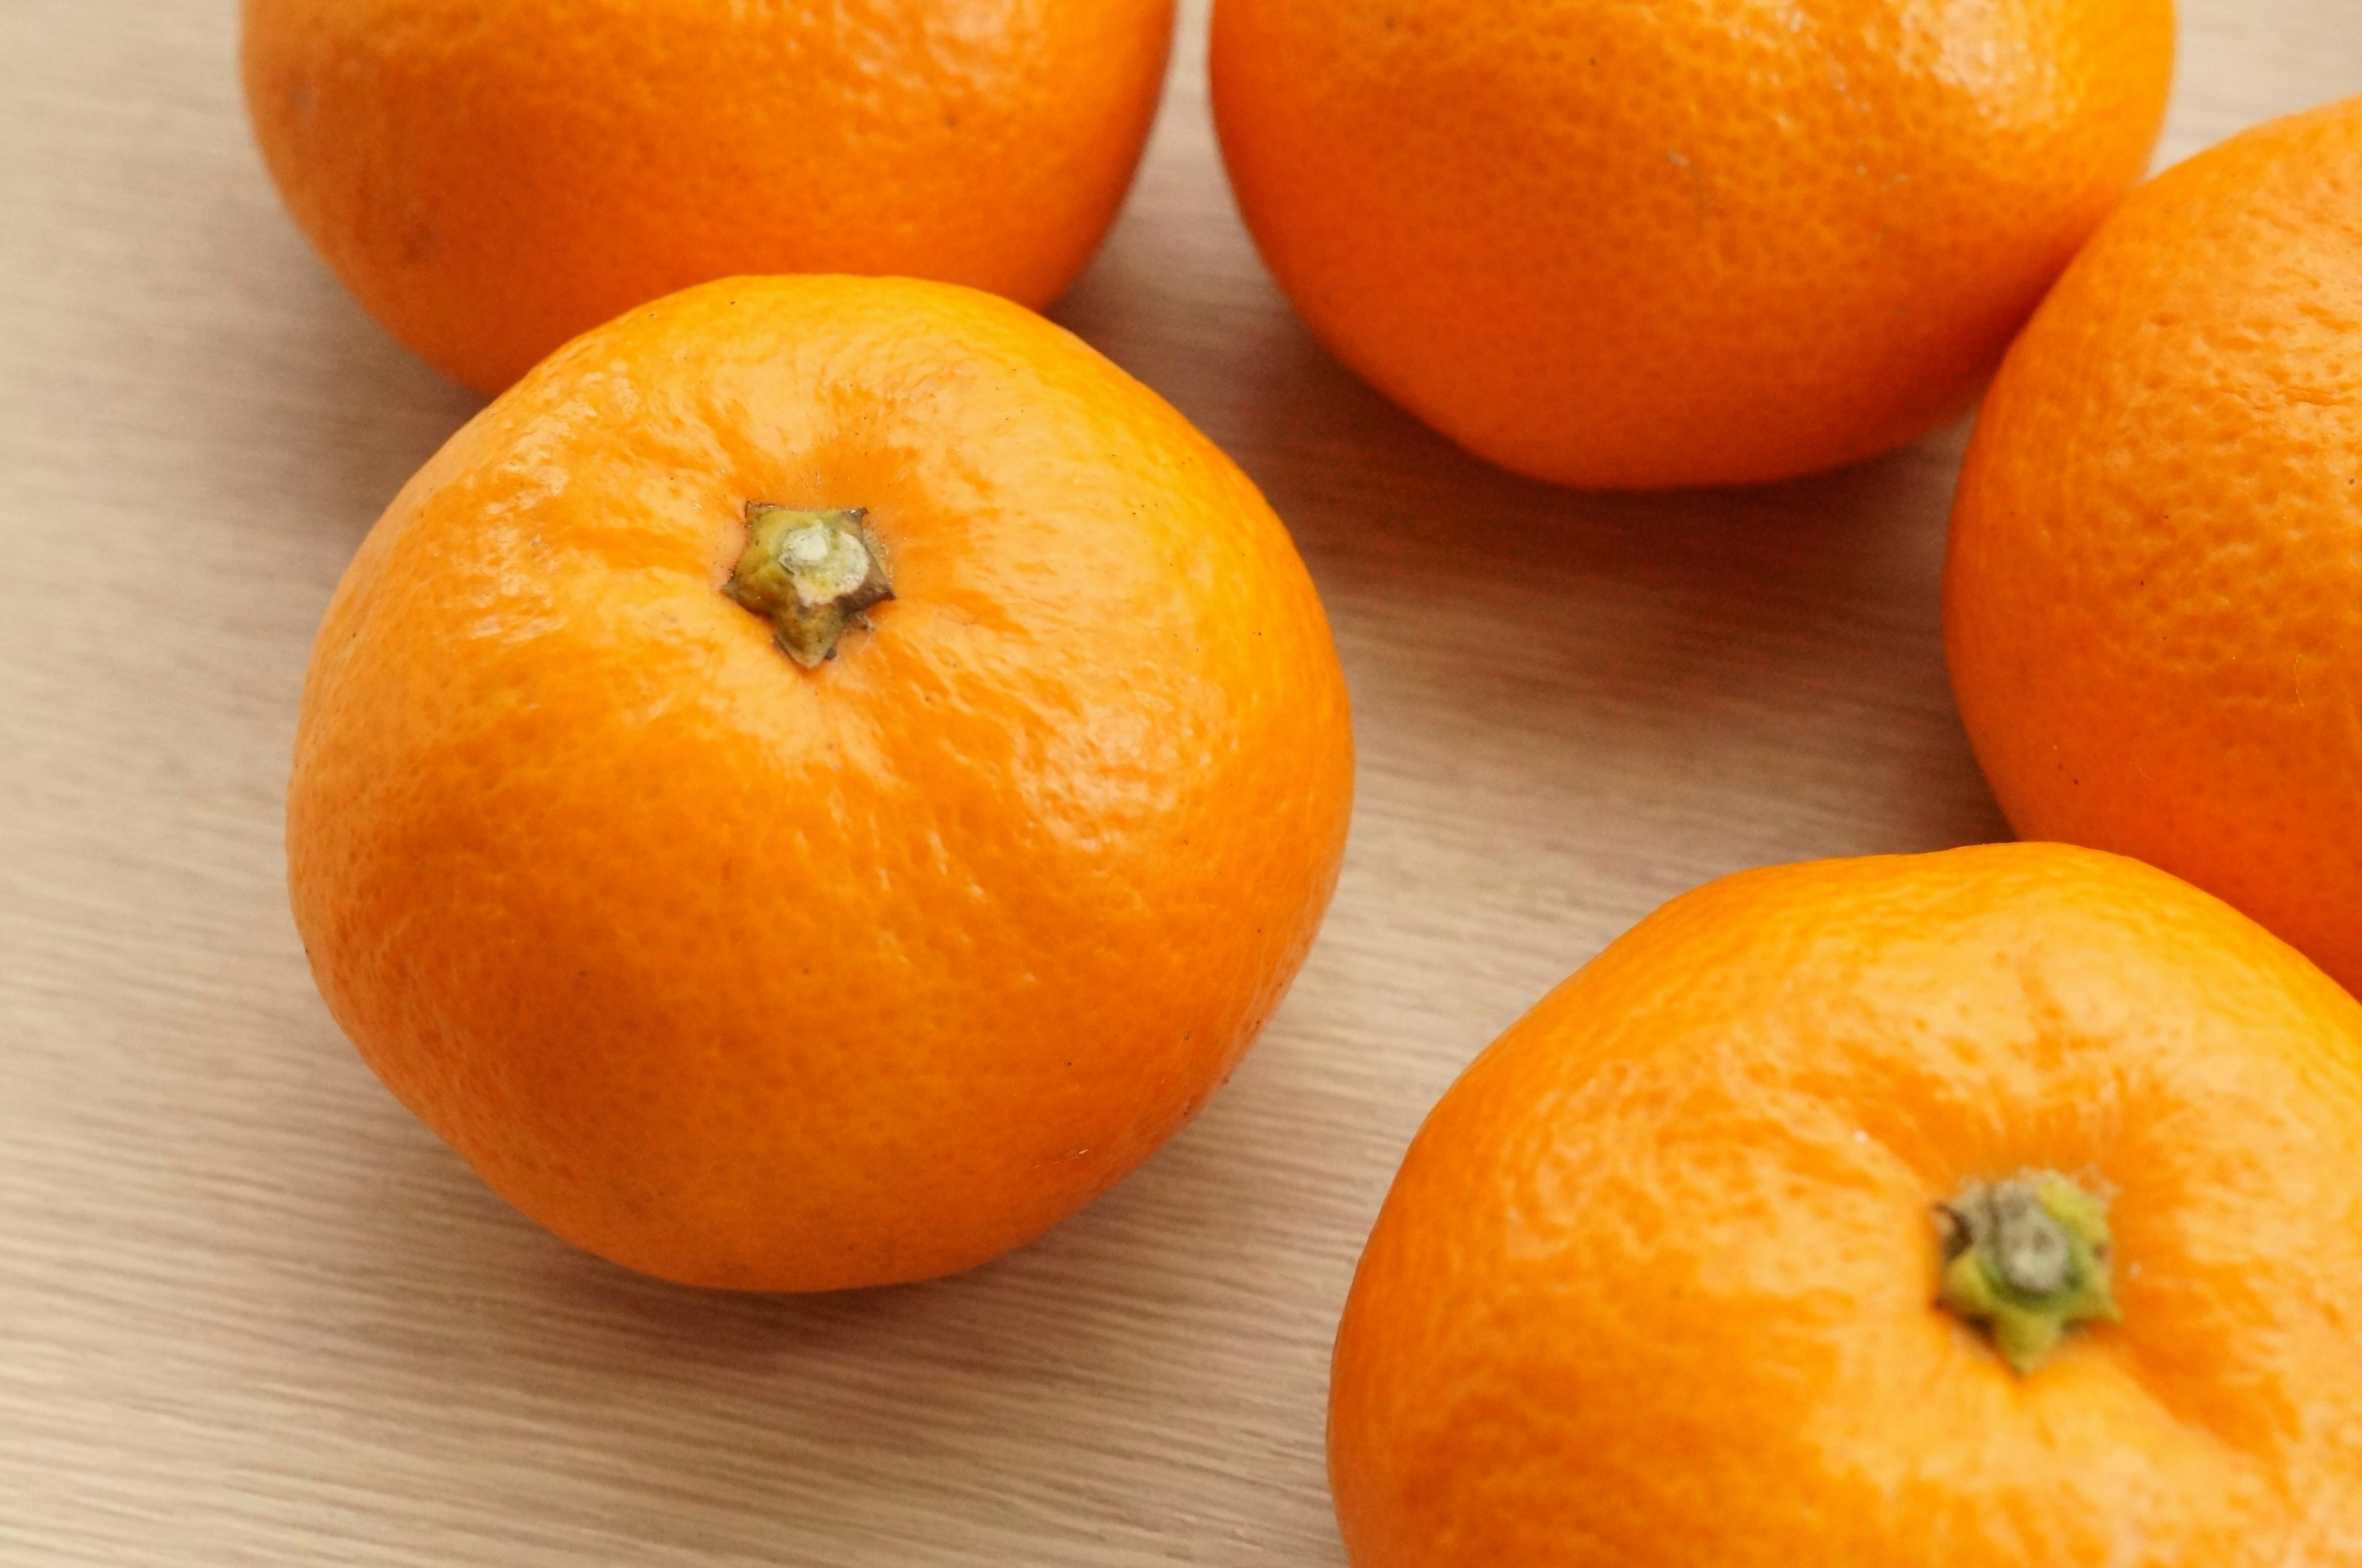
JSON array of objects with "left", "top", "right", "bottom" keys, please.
[
  {"left": 1330, "top": 843, "right": 2362, "bottom": 1566},
  {"left": 1947, "top": 98, "right": 2362, "bottom": 993},
  {"left": 241, "top": 0, "right": 1175, "bottom": 394},
  {"left": 284, "top": 275, "right": 1354, "bottom": 1292},
  {"left": 1211, "top": 0, "right": 2174, "bottom": 489}
]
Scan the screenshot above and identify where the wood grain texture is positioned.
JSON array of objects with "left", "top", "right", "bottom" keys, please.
[{"left": 3, "top": 3, "right": 2356, "bottom": 1562}]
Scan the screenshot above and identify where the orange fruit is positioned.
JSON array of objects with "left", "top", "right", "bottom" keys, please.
[
  {"left": 241, "top": 0, "right": 1175, "bottom": 394},
  {"left": 1210, "top": 0, "right": 2174, "bottom": 489},
  {"left": 284, "top": 275, "right": 1354, "bottom": 1292},
  {"left": 1947, "top": 97, "right": 2362, "bottom": 995},
  {"left": 1330, "top": 843, "right": 2362, "bottom": 1567}
]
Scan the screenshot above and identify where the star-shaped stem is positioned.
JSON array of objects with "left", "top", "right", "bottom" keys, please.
[
  {"left": 1935, "top": 1172, "right": 2121, "bottom": 1374},
  {"left": 723, "top": 503, "right": 894, "bottom": 668}
]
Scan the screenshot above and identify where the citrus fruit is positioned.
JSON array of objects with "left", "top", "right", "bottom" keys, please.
[
  {"left": 1330, "top": 843, "right": 2362, "bottom": 1566},
  {"left": 241, "top": 0, "right": 1176, "bottom": 394},
  {"left": 1210, "top": 0, "right": 2174, "bottom": 489},
  {"left": 284, "top": 275, "right": 1354, "bottom": 1292},
  {"left": 1947, "top": 97, "right": 2362, "bottom": 994}
]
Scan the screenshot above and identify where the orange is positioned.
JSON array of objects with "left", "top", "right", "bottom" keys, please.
[
  {"left": 284, "top": 275, "right": 1354, "bottom": 1292},
  {"left": 1330, "top": 843, "right": 2362, "bottom": 1567},
  {"left": 1210, "top": 0, "right": 2174, "bottom": 490},
  {"left": 1947, "top": 97, "right": 2362, "bottom": 994},
  {"left": 241, "top": 0, "right": 1175, "bottom": 394}
]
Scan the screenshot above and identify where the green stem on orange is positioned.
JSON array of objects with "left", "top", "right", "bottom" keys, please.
[
  {"left": 1935, "top": 1171, "right": 2120, "bottom": 1374},
  {"left": 723, "top": 503, "right": 894, "bottom": 668}
]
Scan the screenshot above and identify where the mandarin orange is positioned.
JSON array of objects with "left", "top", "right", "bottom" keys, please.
[
  {"left": 1331, "top": 843, "right": 2362, "bottom": 1566},
  {"left": 285, "top": 276, "right": 1354, "bottom": 1291},
  {"left": 1947, "top": 95, "right": 2362, "bottom": 993},
  {"left": 1211, "top": 0, "right": 2174, "bottom": 488},
  {"left": 242, "top": 0, "right": 1175, "bottom": 393}
]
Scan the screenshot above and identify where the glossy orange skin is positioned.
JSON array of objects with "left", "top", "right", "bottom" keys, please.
[
  {"left": 241, "top": 0, "right": 1175, "bottom": 394},
  {"left": 285, "top": 276, "right": 1354, "bottom": 1291},
  {"left": 1330, "top": 844, "right": 2362, "bottom": 1567},
  {"left": 1211, "top": 0, "right": 2173, "bottom": 490},
  {"left": 1948, "top": 98, "right": 2362, "bottom": 994}
]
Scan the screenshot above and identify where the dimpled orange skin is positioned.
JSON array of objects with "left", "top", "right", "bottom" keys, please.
[
  {"left": 1947, "top": 98, "right": 2362, "bottom": 995},
  {"left": 1209, "top": 0, "right": 2173, "bottom": 490},
  {"left": 241, "top": 0, "right": 1175, "bottom": 395},
  {"left": 284, "top": 275, "right": 1354, "bottom": 1292},
  {"left": 1329, "top": 844, "right": 2362, "bottom": 1567}
]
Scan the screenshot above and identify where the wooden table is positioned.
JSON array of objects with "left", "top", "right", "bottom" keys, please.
[{"left": 6, "top": 4, "right": 2357, "bottom": 1562}]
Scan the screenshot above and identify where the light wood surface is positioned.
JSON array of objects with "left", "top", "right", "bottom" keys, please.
[{"left": 6, "top": 4, "right": 2358, "bottom": 1562}]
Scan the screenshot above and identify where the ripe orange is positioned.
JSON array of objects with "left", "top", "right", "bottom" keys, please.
[
  {"left": 284, "top": 275, "right": 1354, "bottom": 1292},
  {"left": 241, "top": 0, "right": 1175, "bottom": 394},
  {"left": 1947, "top": 97, "right": 2362, "bottom": 994},
  {"left": 1211, "top": 0, "right": 2174, "bottom": 489},
  {"left": 1330, "top": 843, "right": 2362, "bottom": 1567}
]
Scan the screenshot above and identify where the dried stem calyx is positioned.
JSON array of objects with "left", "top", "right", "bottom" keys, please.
[
  {"left": 1935, "top": 1171, "right": 2120, "bottom": 1374},
  {"left": 724, "top": 503, "right": 894, "bottom": 668}
]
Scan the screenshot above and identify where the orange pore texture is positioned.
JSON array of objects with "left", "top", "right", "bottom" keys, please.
[
  {"left": 1329, "top": 843, "right": 2362, "bottom": 1568},
  {"left": 240, "top": 0, "right": 1175, "bottom": 394},
  {"left": 284, "top": 276, "right": 1354, "bottom": 1292},
  {"left": 1210, "top": 0, "right": 2173, "bottom": 490},
  {"left": 1947, "top": 96, "right": 2362, "bottom": 995}
]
